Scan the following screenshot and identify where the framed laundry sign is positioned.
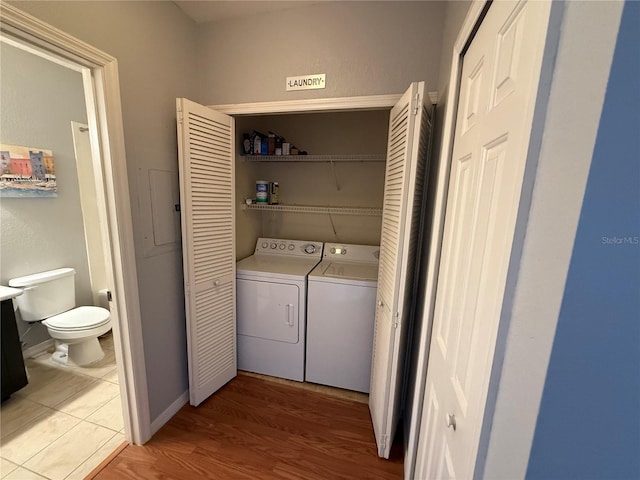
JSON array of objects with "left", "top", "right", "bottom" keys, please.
[{"left": 0, "top": 144, "right": 57, "bottom": 197}]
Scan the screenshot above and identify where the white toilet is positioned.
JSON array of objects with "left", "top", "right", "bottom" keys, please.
[{"left": 9, "top": 268, "right": 111, "bottom": 366}]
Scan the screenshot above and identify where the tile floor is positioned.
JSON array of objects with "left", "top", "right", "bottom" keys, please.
[{"left": 0, "top": 333, "right": 126, "bottom": 480}]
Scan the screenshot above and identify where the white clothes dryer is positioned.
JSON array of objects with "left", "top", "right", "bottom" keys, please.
[
  {"left": 236, "top": 238, "right": 323, "bottom": 382},
  {"left": 306, "top": 243, "right": 379, "bottom": 393}
]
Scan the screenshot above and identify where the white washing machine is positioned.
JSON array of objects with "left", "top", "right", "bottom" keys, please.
[
  {"left": 236, "top": 238, "right": 323, "bottom": 382},
  {"left": 306, "top": 243, "right": 379, "bottom": 393}
]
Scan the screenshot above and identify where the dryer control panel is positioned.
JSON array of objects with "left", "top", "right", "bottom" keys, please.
[{"left": 255, "top": 238, "right": 323, "bottom": 259}]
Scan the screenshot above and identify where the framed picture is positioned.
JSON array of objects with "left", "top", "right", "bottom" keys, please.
[{"left": 0, "top": 144, "right": 56, "bottom": 198}]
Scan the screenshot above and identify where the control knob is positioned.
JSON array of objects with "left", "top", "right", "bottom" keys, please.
[
  {"left": 288, "top": 244, "right": 295, "bottom": 251},
  {"left": 279, "top": 244, "right": 286, "bottom": 250},
  {"left": 270, "top": 243, "right": 277, "bottom": 249},
  {"left": 304, "top": 244, "right": 316, "bottom": 254},
  {"left": 261, "top": 242, "right": 268, "bottom": 249}
]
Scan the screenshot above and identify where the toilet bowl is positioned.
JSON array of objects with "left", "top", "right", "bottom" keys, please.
[
  {"left": 44, "top": 306, "right": 112, "bottom": 365},
  {"left": 9, "top": 268, "right": 112, "bottom": 366}
]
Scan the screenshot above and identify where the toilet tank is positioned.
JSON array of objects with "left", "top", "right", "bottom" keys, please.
[{"left": 9, "top": 268, "right": 76, "bottom": 321}]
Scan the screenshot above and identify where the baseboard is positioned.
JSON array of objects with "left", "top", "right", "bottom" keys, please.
[
  {"left": 22, "top": 339, "right": 54, "bottom": 359},
  {"left": 150, "top": 390, "right": 189, "bottom": 435}
]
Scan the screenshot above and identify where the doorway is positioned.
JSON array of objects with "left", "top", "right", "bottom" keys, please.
[{"left": 0, "top": 0, "right": 150, "bottom": 457}]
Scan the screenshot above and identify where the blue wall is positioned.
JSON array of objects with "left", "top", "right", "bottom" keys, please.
[{"left": 527, "top": 2, "right": 640, "bottom": 478}]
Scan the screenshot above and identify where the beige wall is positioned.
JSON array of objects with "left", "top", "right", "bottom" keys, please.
[
  {"left": 197, "top": 1, "right": 446, "bottom": 104},
  {"left": 11, "top": 0, "right": 199, "bottom": 421},
  {"left": 234, "top": 110, "right": 389, "bottom": 259}
]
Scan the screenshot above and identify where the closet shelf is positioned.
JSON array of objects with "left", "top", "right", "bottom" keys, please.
[
  {"left": 239, "top": 154, "right": 386, "bottom": 163},
  {"left": 242, "top": 203, "right": 383, "bottom": 217}
]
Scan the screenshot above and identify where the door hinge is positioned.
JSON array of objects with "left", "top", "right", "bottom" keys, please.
[
  {"left": 106, "top": 291, "right": 112, "bottom": 302},
  {"left": 185, "top": 282, "right": 190, "bottom": 295},
  {"left": 393, "top": 311, "right": 400, "bottom": 329},
  {"left": 177, "top": 109, "right": 184, "bottom": 125},
  {"left": 412, "top": 92, "right": 420, "bottom": 115}
]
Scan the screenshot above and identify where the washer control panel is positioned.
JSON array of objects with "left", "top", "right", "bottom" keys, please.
[
  {"left": 323, "top": 243, "right": 380, "bottom": 263},
  {"left": 255, "top": 238, "right": 323, "bottom": 258}
]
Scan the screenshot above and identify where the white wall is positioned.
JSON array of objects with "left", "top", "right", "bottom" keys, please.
[
  {"left": 11, "top": 0, "right": 199, "bottom": 421},
  {"left": 0, "top": 42, "right": 91, "bottom": 349},
  {"left": 197, "top": 1, "right": 446, "bottom": 104}
]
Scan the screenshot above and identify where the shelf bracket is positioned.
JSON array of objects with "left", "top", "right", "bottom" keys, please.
[{"left": 329, "top": 158, "right": 341, "bottom": 191}]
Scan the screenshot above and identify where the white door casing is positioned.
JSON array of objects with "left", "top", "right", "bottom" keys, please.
[
  {"left": 414, "top": 1, "right": 552, "bottom": 478},
  {"left": 0, "top": 3, "right": 152, "bottom": 444},
  {"left": 177, "top": 98, "right": 237, "bottom": 406},
  {"left": 370, "top": 82, "right": 432, "bottom": 458}
]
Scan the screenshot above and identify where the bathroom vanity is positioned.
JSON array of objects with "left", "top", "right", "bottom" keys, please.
[{"left": 1, "top": 286, "right": 28, "bottom": 401}]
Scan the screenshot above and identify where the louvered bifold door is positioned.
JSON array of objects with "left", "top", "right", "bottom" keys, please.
[
  {"left": 176, "top": 98, "right": 236, "bottom": 406},
  {"left": 369, "top": 82, "right": 430, "bottom": 458}
]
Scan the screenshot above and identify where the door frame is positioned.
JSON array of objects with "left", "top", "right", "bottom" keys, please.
[{"left": 0, "top": 3, "right": 151, "bottom": 444}]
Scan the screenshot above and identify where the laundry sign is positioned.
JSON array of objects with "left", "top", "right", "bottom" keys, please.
[{"left": 286, "top": 73, "right": 326, "bottom": 91}]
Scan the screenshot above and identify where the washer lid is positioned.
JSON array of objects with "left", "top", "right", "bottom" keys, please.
[
  {"left": 43, "top": 306, "right": 110, "bottom": 331},
  {"left": 309, "top": 260, "right": 378, "bottom": 286}
]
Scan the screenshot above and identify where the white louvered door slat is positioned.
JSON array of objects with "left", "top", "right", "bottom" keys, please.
[
  {"left": 177, "top": 98, "right": 236, "bottom": 406},
  {"left": 370, "top": 82, "right": 432, "bottom": 458}
]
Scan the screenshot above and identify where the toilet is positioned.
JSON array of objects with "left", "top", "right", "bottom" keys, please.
[{"left": 9, "top": 268, "right": 111, "bottom": 366}]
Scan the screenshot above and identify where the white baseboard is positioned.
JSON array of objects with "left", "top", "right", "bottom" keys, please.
[
  {"left": 150, "top": 390, "right": 189, "bottom": 435},
  {"left": 22, "top": 339, "right": 54, "bottom": 359}
]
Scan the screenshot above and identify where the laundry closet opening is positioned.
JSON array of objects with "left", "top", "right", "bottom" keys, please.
[
  {"left": 234, "top": 109, "right": 390, "bottom": 260},
  {"left": 177, "top": 84, "right": 432, "bottom": 458}
]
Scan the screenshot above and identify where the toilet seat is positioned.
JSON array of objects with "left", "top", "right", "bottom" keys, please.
[{"left": 43, "top": 306, "right": 110, "bottom": 332}]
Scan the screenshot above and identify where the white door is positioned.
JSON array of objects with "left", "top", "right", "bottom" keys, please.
[
  {"left": 176, "top": 98, "right": 236, "bottom": 406},
  {"left": 414, "top": 1, "right": 552, "bottom": 478},
  {"left": 370, "top": 82, "right": 432, "bottom": 458}
]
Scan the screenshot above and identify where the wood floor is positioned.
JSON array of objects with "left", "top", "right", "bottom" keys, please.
[{"left": 93, "top": 373, "right": 403, "bottom": 479}]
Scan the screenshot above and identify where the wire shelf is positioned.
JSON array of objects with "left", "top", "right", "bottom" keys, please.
[
  {"left": 242, "top": 202, "right": 383, "bottom": 217},
  {"left": 239, "top": 154, "right": 386, "bottom": 163}
]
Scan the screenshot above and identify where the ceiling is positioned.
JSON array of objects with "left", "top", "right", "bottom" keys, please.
[{"left": 173, "top": 1, "right": 320, "bottom": 25}]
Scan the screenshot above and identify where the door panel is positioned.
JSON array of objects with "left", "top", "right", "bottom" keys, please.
[
  {"left": 369, "top": 82, "right": 433, "bottom": 458},
  {"left": 415, "top": 1, "right": 552, "bottom": 477},
  {"left": 236, "top": 279, "right": 299, "bottom": 344},
  {"left": 177, "top": 97, "right": 236, "bottom": 407}
]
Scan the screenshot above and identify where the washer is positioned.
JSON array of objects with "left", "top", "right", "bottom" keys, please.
[
  {"left": 306, "top": 243, "right": 379, "bottom": 393},
  {"left": 236, "top": 237, "right": 323, "bottom": 382}
]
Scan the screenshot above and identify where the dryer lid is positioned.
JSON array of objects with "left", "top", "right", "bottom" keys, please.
[
  {"left": 44, "top": 306, "right": 110, "bottom": 331},
  {"left": 236, "top": 254, "right": 321, "bottom": 279}
]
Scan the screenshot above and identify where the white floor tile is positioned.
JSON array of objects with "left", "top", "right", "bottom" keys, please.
[
  {"left": 0, "top": 397, "right": 50, "bottom": 438},
  {"left": 0, "top": 458, "right": 19, "bottom": 479},
  {"left": 100, "top": 367, "right": 119, "bottom": 385},
  {"left": 54, "top": 381, "right": 120, "bottom": 419},
  {"left": 85, "top": 396, "right": 123, "bottom": 432},
  {"left": 19, "top": 370, "right": 97, "bottom": 409},
  {"left": 65, "top": 432, "right": 126, "bottom": 480},
  {"left": 23, "top": 422, "right": 114, "bottom": 480},
  {"left": 0, "top": 411, "right": 80, "bottom": 465},
  {"left": 3, "top": 466, "right": 47, "bottom": 480}
]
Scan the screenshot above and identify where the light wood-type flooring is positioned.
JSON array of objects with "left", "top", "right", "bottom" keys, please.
[{"left": 93, "top": 373, "right": 403, "bottom": 479}]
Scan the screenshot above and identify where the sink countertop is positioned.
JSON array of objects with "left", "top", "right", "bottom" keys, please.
[{"left": 0, "top": 285, "right": 23, "bottom": 302}]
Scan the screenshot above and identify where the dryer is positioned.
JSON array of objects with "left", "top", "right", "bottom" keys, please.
[
  {"left": 306, "top": 243, "right": 379, "bottom": 393},
  {"left": 236, "top": 238, "right": 323, "bottom": 381}
]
